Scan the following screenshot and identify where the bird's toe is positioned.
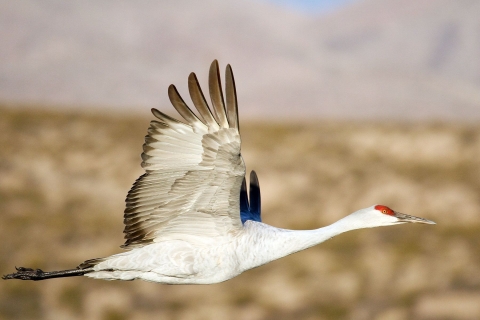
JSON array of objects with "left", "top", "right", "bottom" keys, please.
[
  {"left": 15, "top": 266, "right": 35, "bottom": 272},
  {"left": 3, "top": 267, "right": 45, "bottom": 280}
]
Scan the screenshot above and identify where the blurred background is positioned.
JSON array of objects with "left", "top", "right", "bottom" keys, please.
[{"left": 1, "top": 0, "right": 479, "bottom": 319}]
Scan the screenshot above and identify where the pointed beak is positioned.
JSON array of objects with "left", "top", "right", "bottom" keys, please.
[{"left": 394, "top": 211, "right": 436, "bottom": 225}]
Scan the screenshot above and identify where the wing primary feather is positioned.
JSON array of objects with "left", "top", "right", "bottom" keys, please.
[
  {"left": 249, "top": 170, "right": 261, "bottom": 216},
  {"left": 188, "top": 72, "right": 219, "bottom": 130},
  {"left": 151, "top": 108, "right": 186, "bottom": 126},
  {"left": 225, "top": 64, "right": 239, "bottom": 131},
  {"left": 149, "top": 120, "right": 169, "bottom": 129},
  {"left": 168, "top": 85, "right": 207, "bottom": 131},
  {"left": 208, "top": 60, "right": 229, "bottom": 128}
]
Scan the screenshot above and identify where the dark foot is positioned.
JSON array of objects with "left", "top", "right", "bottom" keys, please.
[
  {"left": 3, "top": 267, "right": 47, "bottom": 280},
  {"left": 3, "top": 266, "right": 93, "bottom": 281}
]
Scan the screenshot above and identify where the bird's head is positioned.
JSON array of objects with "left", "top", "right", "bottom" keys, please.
[{"left": 345, "top": 204, "right": 436, "bottom": 229}]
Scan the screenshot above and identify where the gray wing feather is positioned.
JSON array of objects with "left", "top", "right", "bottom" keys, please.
[
  {"left": 167, "top": 84, "right": 207, "bottom": 131},
  {"left": 188, "top": 72, "right": 220, "bottom": 130},
  {"left": 208, "top": 60, "right": 229, "bottom": 128},
  {"left": 225, "top": 64, "right": 239, "bottom": 131}
]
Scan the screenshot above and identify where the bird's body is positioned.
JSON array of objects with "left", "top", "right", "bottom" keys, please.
[
  {"left": 86, "top": 221, "right": 274, "bottom": 284},
  {"left": 3, "top": 61, "right": 435, "bottom": 283},
  {"left": 84, "top": 221, "right": 333, "bottom": 284}
]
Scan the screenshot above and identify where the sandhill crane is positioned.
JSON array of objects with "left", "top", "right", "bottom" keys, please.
[{"left": 3, "top": 60, "right": 435, "bottom": 283}]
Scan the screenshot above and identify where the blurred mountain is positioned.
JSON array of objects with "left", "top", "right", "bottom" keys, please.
[
  {"left": 310, "top": 0, "right": 480, "bottom": 120},
  {"left": 1, "top": 0, "right": 479, "bottom": 120}
]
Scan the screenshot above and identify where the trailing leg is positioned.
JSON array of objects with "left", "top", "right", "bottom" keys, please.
[{"left": 3, "top": 266, "right": 93, "bottom": 281}]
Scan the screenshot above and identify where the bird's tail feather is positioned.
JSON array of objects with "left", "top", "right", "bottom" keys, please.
[{"left": 77, "top": 257, "right": 106, "bottom": 269}]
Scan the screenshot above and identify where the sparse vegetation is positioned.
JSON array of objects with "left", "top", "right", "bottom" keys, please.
[{"left": 1, "top": 107, "right": 479, "bottom": 319}]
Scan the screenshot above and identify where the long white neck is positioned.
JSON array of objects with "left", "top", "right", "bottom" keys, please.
[{"left": 238, "top": 215, "right": 365, "bottom": 272}]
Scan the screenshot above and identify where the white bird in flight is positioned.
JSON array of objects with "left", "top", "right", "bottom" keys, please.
[{"left": 3, "top": 60, "right": 435, "bottom": 283}]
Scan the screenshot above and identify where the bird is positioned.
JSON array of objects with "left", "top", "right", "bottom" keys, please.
[{"left": 3, "top": 60, "right": 435, "bottom": 284}]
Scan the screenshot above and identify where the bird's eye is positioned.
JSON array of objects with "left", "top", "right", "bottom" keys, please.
[{"left": 382, "top": 210, "right": 387, "bottom": 214}]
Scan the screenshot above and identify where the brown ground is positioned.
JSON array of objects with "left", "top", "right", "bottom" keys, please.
[{"left": 0, "top": 107, "right": 479, "bottom": 320}]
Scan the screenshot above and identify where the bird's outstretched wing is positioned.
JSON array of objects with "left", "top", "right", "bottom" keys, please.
[{"left": 122, "top": 60, "right": 245, "bottom": 248}]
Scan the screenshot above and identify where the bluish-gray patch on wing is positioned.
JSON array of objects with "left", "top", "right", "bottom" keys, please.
[{"left": 240, "top": 171, "right": 261, "bottom": 224}]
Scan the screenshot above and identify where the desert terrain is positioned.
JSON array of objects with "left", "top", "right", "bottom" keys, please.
[{"left": 1, "top": 106, "right": 479, "bottom": 319}]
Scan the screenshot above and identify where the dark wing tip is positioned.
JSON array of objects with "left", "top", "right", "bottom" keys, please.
[
  {"left": 225, "top": 63, "right": 239, "bottom": 131},
  {"left": 167, "top": 84, "right": 207, "bottom": 130},
  {"left": 240, "top": 177, "right": 249, "bottom": 214},
  {"left": 208, "top": 60, "right": 229, "bottom": 128},
  {"left": 249, "top": 170, "right": 261, "bottom": 220},
  {"left": 250, "top": 170, "right": 259, "bottom": 186},
  {"left": 188, "top": 71, "right": 219, "bottom": 128}
]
